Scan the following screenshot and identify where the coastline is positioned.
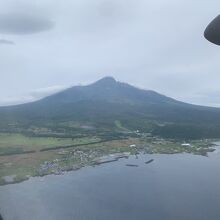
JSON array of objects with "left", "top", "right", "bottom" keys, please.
[{"left": 0, "top": 140, "right": 216, "bottom": 187}]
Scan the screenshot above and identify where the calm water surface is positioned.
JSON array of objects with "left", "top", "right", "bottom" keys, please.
[{"left": 1, "top": 146, "right": 220, "bottom": 220}]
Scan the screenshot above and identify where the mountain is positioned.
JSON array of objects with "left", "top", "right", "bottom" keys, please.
[
  {"left": 39, "top": 76, "right": 176, "bottom": 105},
  {"left": 1, "top": 76, "right": 220, "bottom": 139}
]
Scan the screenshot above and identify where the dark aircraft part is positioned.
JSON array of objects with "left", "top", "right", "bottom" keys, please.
[{"left": 204, "top": 15, "right": 220, "bottom": 45}]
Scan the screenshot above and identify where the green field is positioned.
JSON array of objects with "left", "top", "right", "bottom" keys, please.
[{"left": 0, "top": 133, "right": 100, "bottom": 155}]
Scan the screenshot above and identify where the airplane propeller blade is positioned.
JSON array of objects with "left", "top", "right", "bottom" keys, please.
[{"left": 204, "top": 15, "right": 220, "bottom": 45}]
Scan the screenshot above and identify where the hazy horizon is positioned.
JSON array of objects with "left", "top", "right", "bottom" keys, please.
[{"left": 0, "top": 75, "right": 219, "bottom": 108}]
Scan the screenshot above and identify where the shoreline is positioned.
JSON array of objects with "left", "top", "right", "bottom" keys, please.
[
  {"left": 0, "top": 147, "right": 216, "bottom": 187},
  {"left": 0, "top": 139, "right": 217, "bottom": 186}
]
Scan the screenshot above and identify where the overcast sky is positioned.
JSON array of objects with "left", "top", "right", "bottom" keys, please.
[{"left": 0, "top": 0, "right": 220, "bottom": 106}]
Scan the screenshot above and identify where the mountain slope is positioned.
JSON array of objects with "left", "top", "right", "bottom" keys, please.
[
  {"left": 1, "top": 76, "right": 220, "bottom": 139},
  {"left": 38, "top": 77, "right": 178, "bottom": 105}
]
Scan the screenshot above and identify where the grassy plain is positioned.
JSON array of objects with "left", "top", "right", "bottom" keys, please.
[{"left": 0, "top": 133, "right": 100, "bottom": 155}]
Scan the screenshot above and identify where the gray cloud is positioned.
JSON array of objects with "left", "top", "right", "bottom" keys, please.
[
  {"left": 0, "top": 39, "right": 14, "bottom": 45},
  {"left": 0, "top": 85, "right": 68, "bottom": 106},
  {"left": 184, "top": 90, "right": 220, "bottom": 107},
  {"left": 30, "top": 85, "right": 69, "bottom": 99},
  {"left": 0, "top": 13, "right": 54, "bottom": 35}
]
